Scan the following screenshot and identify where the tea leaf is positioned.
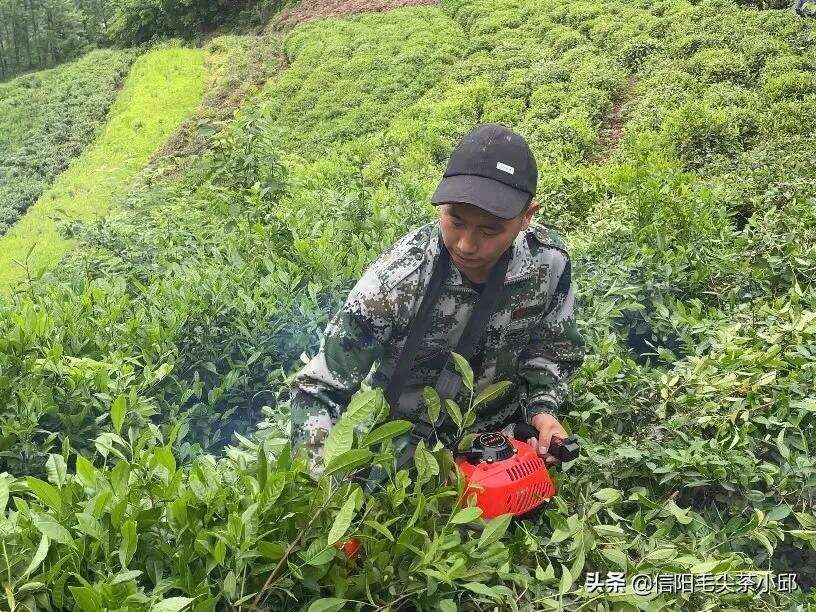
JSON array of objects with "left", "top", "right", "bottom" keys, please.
[
  {"left": 111, "top": 395, "right": 127, "bottom": 435},
  {"left": 450, "top": 352, "right": 473, "bottom": 393},
  {"left": 327, "top": 490, "right": 358, "bottom": 545},
  {"left": 306, "top": 599, "right": 347, "bottom": 612},
  {"left": 26, "top": 477, "right": 62, "bottom": 513},
  {"left": 423, "top": 386, "right": 441, "bottom": 423},
  {"left": 150, "top": 597, "right": 194, "bottom": 612},
  {"left": 472, "top": 381, "right": 513, "bottom": 409},
  {"left": 45, "top": 454, "right": 67, "bottom": 489},
  {"left": 478, "top": 513, "right": 512, "bottom": 548},
  {"left": 360, "top": 420, "right": 412, "bottom": 448},
  {"left": 24, "top": 534, "right": 49, "bottom": 578}
]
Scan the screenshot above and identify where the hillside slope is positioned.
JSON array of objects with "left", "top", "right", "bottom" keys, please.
[{"left": 0, "top": 47, "right": 206, "bottom": 287}]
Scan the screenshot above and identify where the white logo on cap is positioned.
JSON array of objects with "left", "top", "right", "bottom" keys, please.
[{"left": 496, "top": 162, "right": 515, "bottom": 174}]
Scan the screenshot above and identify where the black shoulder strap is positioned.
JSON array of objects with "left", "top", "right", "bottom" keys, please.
[
  {"left": 384, "top": 232, "right": 451, "bottom": 411},
  {"left": 384, "top": 230, "right": 512, "bottom": 435}
]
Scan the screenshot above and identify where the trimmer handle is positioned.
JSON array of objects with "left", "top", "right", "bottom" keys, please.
[{"left": 510, "top": 422, "right": 580, "bottom": 462}]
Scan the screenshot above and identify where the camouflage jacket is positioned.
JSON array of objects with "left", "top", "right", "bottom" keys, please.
[{"left": 289, "top": 220, "right": 585, "bottom": 474}]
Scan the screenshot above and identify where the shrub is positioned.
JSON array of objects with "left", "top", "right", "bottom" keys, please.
[
  {"left": 686, "top": 48, "right": 751, "bottom": 86},
  {"left": 660, "top": 101, "right": 741, "bottom": 170}
]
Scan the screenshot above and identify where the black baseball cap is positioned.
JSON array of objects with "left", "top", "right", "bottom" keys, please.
[{"left": 430, "top": 123, "right": 538, "bottom": 219}]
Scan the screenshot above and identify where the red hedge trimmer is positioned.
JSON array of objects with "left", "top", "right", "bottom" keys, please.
[
  {"left": 337, "top": 423, "right": 580, "bottom": 558},
  {"left": 456, "top": 423, "right": 580, "bottom": 519}
]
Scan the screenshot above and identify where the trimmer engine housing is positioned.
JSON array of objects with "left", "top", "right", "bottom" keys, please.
[{"left": 456, "top": 432, "right": 556, "bottom": 519}]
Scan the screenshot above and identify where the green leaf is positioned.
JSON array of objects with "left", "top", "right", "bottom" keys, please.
[
  {"left": 558, "top": 564, "right": 574, "bottom": 595},
  {"left": 26, "top": 477, "right": 62, "bottom": 512},
  {"left": 119, "top": 519, "right": 138, "bottom": 568},
  {"left": 257, "top": 445, "right": 268, "bottom": 490},
  {"left": 23, "top": 534, "right": 49, "bottom": 578},
  {"left": 451, "top": 352, "right": 473, "bottom": 393},
  {"left": 75, "top": 455, "right": 96, "bottom": 488},
  {"left": 363, "top": 519, "right": 394, "bottom": 541},
  {"left": 462, "top": 582, "right": 499, "bottom": 599},
  {"left": 75, "top": 513, "right": 104, "bottom": 540},
  {"left": 423, "top": 386, "right": 441, "bottom": 423},
  {"left": 361, "top": 420, "right": 412, "bottom": 448},
  {"left": 111, "top": 570, "right": 143, "bottom": 585},
  {"left": 753, "top": 530, "right": 774, "bottom": 556},
  {"left": 0, "top": 476, "right": 8, "bottom": 512},
  {"left": 478, "top": 513, "right": 512, "bottom": 548},
  {"left": 94, "top": 432, "right": 127, "bottom": 461},
  {"left": 17, "top": 581, "right": 45, "bottom": 594},
  {"left": 690, "top": 560, "right": 723, "bottom": 573},
  {"left": 111, "top": 395, "right": 127, "bottom": 435},
  {"left": 766, "top": 504, "right": 791, "bottom": 522},
  {"left": 472, "top": 381, "right": 512, "bottom": 409},
  {"left": 32, "top": 514, "right": 73, "bottom": 546},
  {"left": 593, "top": 488, "right": 622, "bottom": 504},
  {"left": 444, "top": 399, "right": 463, "bottom": 429},
  {"left": 535, "top": 563, "right": 555, "bottom": 583},
  {"left": 110, "top": 461, "right": 131, "bottom": 496},
  {"left": 324, "top": 389, "right": 383, "bottom": 466},
  {"left": 301, "top": 538, "right": 336, "bottom": 566},
  {"left": 323, "top": 449, "right": 373, "bottom": 476},
  {"left": 457, "top": 433, "right": 478, "bottom": 451},
  {"left": 213, "top": 539, "right": 226, "bottom": 565},
  {"left": 600, "top": 547, "right": 628, "bottom": 570},
  {"left": 327, "top": 490, "right": 358, "bottom": 545},
  {"left": 258, "top": 540, "right": 286, "bottom": 560},
  {"left": 413, "top": 440, "right": 439, "bottom": 484},
  {"left": 451, "top": 506, "right": 482, "bottom": 525},
  {"left": 70, "top": 586, "right": 102, "bottom": 612},
  {"left": 437, "top": 600, "right": 457, "bottom": 612},
  {"left": 45, "top": 454, "right": 67, "bottom": 489},
  {"left": 306, "top": 598, "right": 348, "bottom": 612},
  {"left": 666, "top": 500, "right": 693, "bottom": 525},
  {"left": 150, "top": 597, "right": 194, "bottom": 612}
]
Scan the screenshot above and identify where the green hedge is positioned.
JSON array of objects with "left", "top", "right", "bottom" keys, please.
[{"left": 0, "top": 49, "right": 136, "bottom": 235}]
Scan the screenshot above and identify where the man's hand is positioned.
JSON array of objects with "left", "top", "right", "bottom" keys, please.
[{"left": 527, "top": 412, "right": 568, "bottom": 466}]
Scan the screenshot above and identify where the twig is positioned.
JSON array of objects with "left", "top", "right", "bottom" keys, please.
[
  {"left": 252, "top": 482, "right": 340, "bottom": 609},
  {"left": 372, "top": 589, "right": 422, "bottom": 612}
]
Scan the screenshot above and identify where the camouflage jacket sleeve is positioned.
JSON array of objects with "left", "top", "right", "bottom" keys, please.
[
  {"left": 289, "top": 264, "right": 396, "bottom": 477},
  {"left": 518, "top": 253, "right": 585, "bottom": 422}
]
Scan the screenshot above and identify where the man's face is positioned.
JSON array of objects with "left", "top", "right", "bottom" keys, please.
[{"left": 438, "top": 200, "right": 539, "bottom": 283}]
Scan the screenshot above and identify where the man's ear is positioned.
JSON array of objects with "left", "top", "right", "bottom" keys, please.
[{"left": 519, "top": 198, "right": 540, "bottom": 230}]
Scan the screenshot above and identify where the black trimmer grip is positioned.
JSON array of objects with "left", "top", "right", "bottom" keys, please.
[
  {"left": 549, "top": 435, "right": 580, "bottom": 462},
  {"left": 509, "top": 423, "right": 580, "bottom": 462},
  {"left": 511, "top": 422, "right": 539, "bottom": 442}
]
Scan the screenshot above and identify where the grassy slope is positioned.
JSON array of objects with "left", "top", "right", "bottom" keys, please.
[{"left": 0, "top": 47, "right": 206, "bottom": 287}]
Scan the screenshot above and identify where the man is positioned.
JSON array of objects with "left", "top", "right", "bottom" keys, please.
[{"left": 289, "top": 123, "right": 585, "bottom": 478}]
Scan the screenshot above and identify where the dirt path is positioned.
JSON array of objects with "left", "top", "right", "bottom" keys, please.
[
  {"left": 592, "top": 75, "right": 637, "bottom": 165},
  {"left": 273, "top": 0, "right": 439, "bottom": 28}
]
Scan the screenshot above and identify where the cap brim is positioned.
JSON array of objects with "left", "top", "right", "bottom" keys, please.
[{"left": 430, "top": 175, "right": 531, "bottom": 220}]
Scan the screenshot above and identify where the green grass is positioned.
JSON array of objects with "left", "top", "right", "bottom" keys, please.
[{"left": 0, "top": 46, "right": 206, "bottom": 288}]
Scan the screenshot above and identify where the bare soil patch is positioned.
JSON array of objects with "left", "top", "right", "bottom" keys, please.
[
  {"left": 592, "top": 75, "right": 637, "bottom": 165},
  {"left": 272, "top": 0, "right": 439, "bottom": 29}
]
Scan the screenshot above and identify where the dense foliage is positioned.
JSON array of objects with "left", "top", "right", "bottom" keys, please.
[
  {"left": 0, "top": 0, "right": 814, "bottom": 609},
  {"left": 0, "top": 0, "right": 111, "bottom": 81},
  {"left": 107, "top": 0, "right": 299, "bottom": 47},
  {"left": 0, "top": 49, "right": 135, "bottom": 235},
  {"left": 0, "top": 0, "right": 295, "bottom": 81}
]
